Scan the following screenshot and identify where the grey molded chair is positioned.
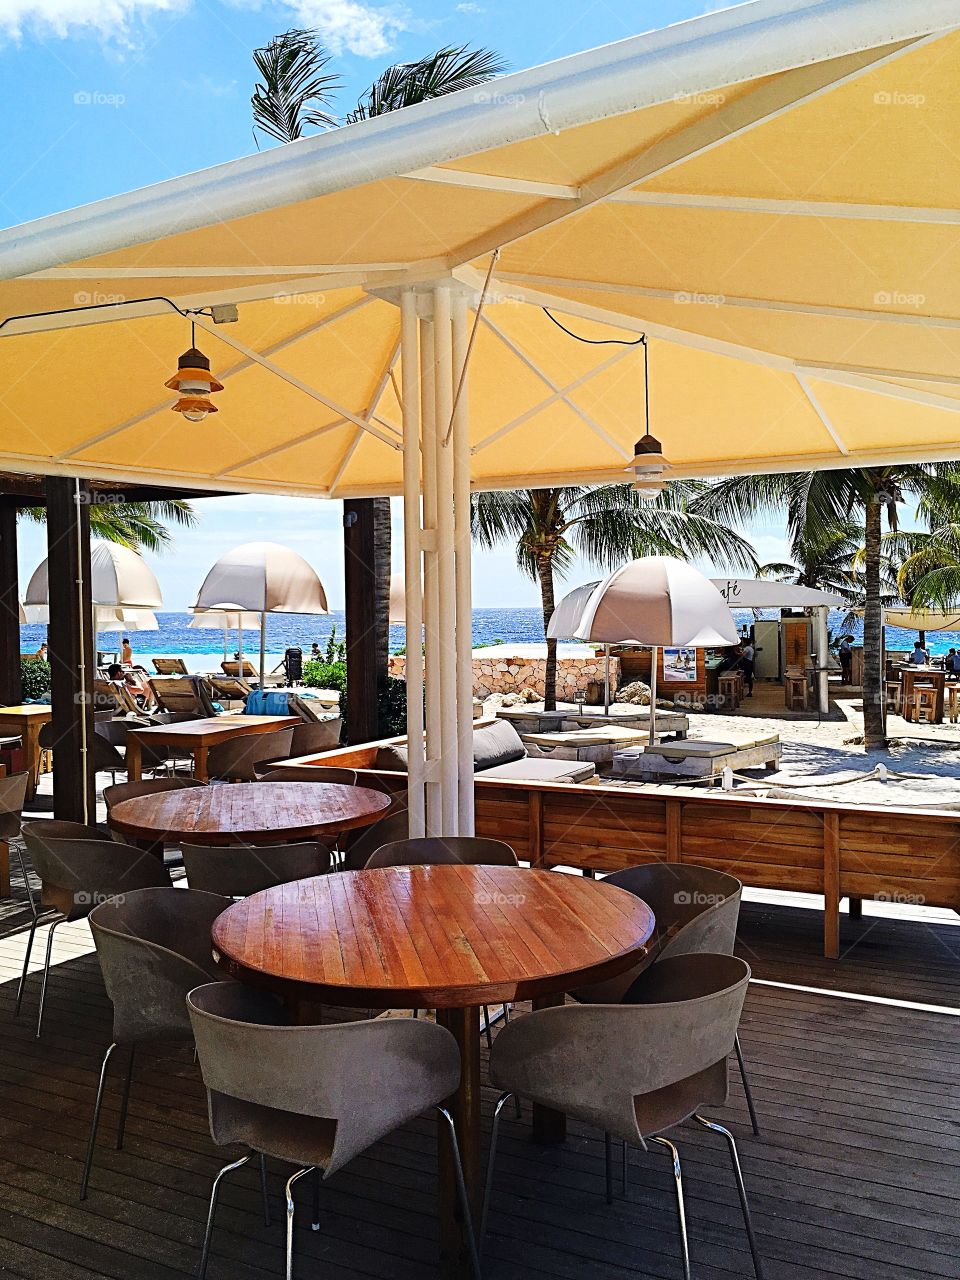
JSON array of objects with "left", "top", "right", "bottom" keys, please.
[
  {"left": 289, "top": 717, "right": 342, "bottom": 757},
  {"left": 364, "top": 836, "right": 518, "bottom": 869},
  {"left": 16, "top": 820, "right": 171, "bottom": 1037},
  {"left": 255, "top": 765, "right": 358, "bottom": 784},
  {"left": 483, "top": 954, "right": 763, "bottom": 1280},
  {"left": 206, "top": 728, "right": 295, "bottom": 782},
  {"left": 181, "top": 840, "right": 332, "bottom": 897},
  {"left": 0, "top": 771, "right": 30, "bottom": 909},
  {"left": 188, "top": 981, "right": 481, "bottom": 1280},
  {"left": 341, "top": 797, "right": 409, "bottom": 872},
  {"left": 81, "top": 888, "right": 232, "bottom": 1200},
  {"left": 582, "top": 863, "right": 760, "bottom": 1136}
]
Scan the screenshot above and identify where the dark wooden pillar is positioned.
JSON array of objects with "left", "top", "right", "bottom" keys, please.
[
  {"left": 45, "top": 477, "right": 95, "bottom": 823},
  {"left": 343, "top": 498, "right": 380, "bottom": 744},
  {"left": 0, "top": 500, "right": 20, "bottom": 706}
]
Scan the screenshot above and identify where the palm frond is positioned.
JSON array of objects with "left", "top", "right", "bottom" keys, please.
[
  {"left": 252, "top": 29, "right": 340, "bottom": 143},
  {"left": 347, "top": 45, "right": 507, "bottom": 121}
]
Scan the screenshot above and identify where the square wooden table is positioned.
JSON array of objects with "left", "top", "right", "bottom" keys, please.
[
  {"left": 125, "top": 715, "right": 299, "bottom": 782},
  {"left": 0, "top": 705, "right": 52, "bottom": 799}
]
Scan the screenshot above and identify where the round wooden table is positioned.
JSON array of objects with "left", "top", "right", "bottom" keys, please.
[
  {"left": 212, "top": 864, "right": 655, "bottom": 1278},
  {"left": 108, "top": 782, "right": 391, "bottom": 847}
]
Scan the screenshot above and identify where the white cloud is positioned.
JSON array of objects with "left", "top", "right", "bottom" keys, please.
[
  {"left": 455, "top": 2, "right": 482, "bottom": 12},
  {"left": 283, "top": 0, "right": 409, "bottom": 57},
  {"left": 0, "top": 0, "right": 186, "bottom": 41}
]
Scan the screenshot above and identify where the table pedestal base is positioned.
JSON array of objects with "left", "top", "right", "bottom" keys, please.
[{"left": 436, "top": 1006, "right": 481, "bottom": 1279}]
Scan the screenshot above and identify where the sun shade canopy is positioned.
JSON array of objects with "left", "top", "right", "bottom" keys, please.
[
  {"left": 711, "top": 578, "right": 843, "bottom": 609},
  {"left": 1, "top": 0, "right": 960, "bottom": 498},
  {"left": 24, "top": 541, "right": 163, "bottom": 613},
  {"left": 884, "top": 608, "right": 960, "bottom": 631},
  {"left": 573, "top": 557, "right": 740, "bottom": 647},
  {"left": 192, "top": 542, "right": 329, "bottom": 615}
]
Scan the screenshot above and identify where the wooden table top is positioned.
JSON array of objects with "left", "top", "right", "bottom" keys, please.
[
  {"left": 109, "top": 781, "right": 391, "bottom": 846},
  {"left": 0, "top": 705, "right": 52, "bottom": 721},
  {"left": 127, "top": 714, "right": 299, "bottom": 743},
  {"left": 212, "top": 865, "right": 656, "bottom": 1008}
]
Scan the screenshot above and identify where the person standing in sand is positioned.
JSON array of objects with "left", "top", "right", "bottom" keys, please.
[{"left": 121, "top": 636, "right": 133, "bottom": 666}]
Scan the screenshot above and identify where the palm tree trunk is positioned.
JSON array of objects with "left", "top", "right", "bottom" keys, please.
[
  {"left": 862, "top": 494, "right": 886, "bottom": 749},
  {"left": 535, "top": 553, "right": 558, "bottom": 711}
]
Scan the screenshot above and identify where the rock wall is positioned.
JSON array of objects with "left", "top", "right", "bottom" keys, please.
[{"left": 388, "top": 652, "right": 620, "bottom": 700}]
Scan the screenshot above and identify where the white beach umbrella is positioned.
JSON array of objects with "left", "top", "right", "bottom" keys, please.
[
  {"left": 24, "top": 541, "right": 163, "bottom": 638},
  {"left": 883, "top": 608, "right": 960, "bottom": 634},
  {"left": 96, "top": 607, "right": 159, "bottom": 633},
  {"left": 547, "top": 581, "right": 613, "bottom": 709},
  {"left": 193, "top": 542, "right": 329, "bottom": 680},
  {"left": 574, "top": 557, "right": 739, "bottom": 742},
  {"left": 190, "top": 607, "right": 263, "bottom": 664},
  {"left": 388, "top": 573, "right": 406, "bottom": 625}
]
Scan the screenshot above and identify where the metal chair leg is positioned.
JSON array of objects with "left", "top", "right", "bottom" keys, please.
[
  {"left": 650, "top": 1136, "right": 691, "bottom": 1280},
  {"left": 436, "top": 1106, "right": 482, "bottom": 1280},
  {"left": 36, "top": 915, "right": 66, "bottom": 1038},
  {"left": 14, "top": 914, "right": 39, "bottom": 1015},
  {"left": 482, "top": 1005, "right": 494, "bottom": 1055},
  {"left": 695, "top": 1114, "right": 764, "bottom": 1279},
  {"left": 479, "top": 1090, "right": 513, "bottom": 1260},
  {"left": 80, "top": 1042, "right": 118, "bottom": 1201},
  {"left": 259, "top": 1153, "right": 271, "bottom": 1228},
  {"left": 284, "top": 1166, "right": 315, "bottom": 1280},
  {"left": 735, "top": 1034, "right": 761, "bottom": 1136},
  {"left": 14, "top": 844, "right": 37, "bottom": 919},
  {"left": 311, "top": 1166, "right": 321, "bottom": 1231},
  {"left": 116, "top": 1044, "right": 136, "bottom": 1149},
  {"left": 199, "top": 1153, "right": 253, "bottom": 1280}
]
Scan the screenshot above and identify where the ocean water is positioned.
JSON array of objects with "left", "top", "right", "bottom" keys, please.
[{"left": 17, "top": 608, "right": 959, "bottom": 662}]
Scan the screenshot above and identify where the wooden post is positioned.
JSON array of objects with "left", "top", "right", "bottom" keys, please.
[
  {"left": 823, "top": 811, "right": 841, "bottom": 960},
  {"left": 45, "top": 477, "right": 95, "bottom": 823},
  {"left": 0, "top": 499, "right": 21, "bottom": 706},
  {"left": 528, "top": 790, "right": 544, "bottom": 866},
  {"left": 343, "top": 498, "right": 380, "bottom": 744},
  {"left": 665, "top": 798, "right": 682, "bottom": 861}
]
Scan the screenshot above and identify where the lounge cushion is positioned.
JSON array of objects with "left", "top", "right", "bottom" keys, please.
[
  {"left": 645, "top": 741, "right": 734, "bottom": 759},
  {"left": 472, "top": 719, "right": 526, "bottom": 771},
  {"left": 374, "top": 743, "right": 409, "bottom": 772},
  {"left": 479, "top": 757, "right": 595, "bottom": 783}
]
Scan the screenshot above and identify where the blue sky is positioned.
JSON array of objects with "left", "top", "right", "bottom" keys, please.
[{"left": 2, "top": 0, "right": 794, "bottom": 608}]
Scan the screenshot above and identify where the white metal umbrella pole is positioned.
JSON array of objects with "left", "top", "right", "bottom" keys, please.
[
  {"left": 648, "top": 645, "right": 658, "bottom": 746},
  {"left": 420, "top": 305, "right": 442, "bottom": 835},
  {"left": 400, "top": 290, "right": 426, "bottom": 838},
  {"left": 259, "top": 610, "right": 267, "bottom": 687},
  {"left": 816, "top": 605, "right": 830, "bottom": 715},
  {"left": 604, "top": 645, "right": 611, "bottom": 715},
  {"left": 433, "top": 286, "right": 460, "bottom": 837},
  {"left": 451, "top": 288, "right": 475, "bottom": 835}
]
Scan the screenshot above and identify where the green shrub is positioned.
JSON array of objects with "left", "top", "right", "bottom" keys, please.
[
  {"left": 303, "top": 659, "right": 347, "bottom": 695},
  {"left": 20, "top": 658, "right": 51, "bottom": 700},
  {"left": 302, "top": 660, "right": 410, "bottom": 741}
]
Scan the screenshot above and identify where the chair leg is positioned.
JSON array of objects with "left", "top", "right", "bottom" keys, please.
[
  {"left": 734, "top": 1034, "right": 761, "bottom": 1136},
  {"left": 80, "top": 1042, "right": 118, "bottom": 1201},
  {"left": 622, "top": 1138, "right": 629, "bottom": 1194},
  {"left": 479, "top": 1090, "right": 513, "bottom": 1260},
  {"left": 14, "top": 913, "right": 40, "bottom": 1015},
  {"left": 650, "top": 1136, "right": 691, "bottom": 1280},
  {"left": 259, "top": 1153, "right": 271, "bottom": 1228},
  {"left": 116, "top": 1044, "right": 136, "bottom": 1149},
  {"left": 36, "top": 915, "right": 66, "bottom": 1038},
  {"left": 311, "top": 1166, "right": 321, "bottom": 1231},
  {"left": 695, "top": 1115, "right": 765, "bottom": 1279},
  {"left": 199, "top": 1153, "right": 253, "bottom": 1280},
  {"left": 436, "top": 1106, "right": 482, "bottom": 1280},
  {"left": 284, "top": 1166, "right": 316, "bottom": 1280},
  {"left": 14, "top": 843, "right": 37, "bottom": 919},
  {"left": 482, "top": 1006, "right": 494, "bottom": 1055}
]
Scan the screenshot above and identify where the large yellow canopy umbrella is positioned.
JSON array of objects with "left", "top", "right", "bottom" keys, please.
[{"left": 1, "top": 0, "right": 959, "bottom": 833}]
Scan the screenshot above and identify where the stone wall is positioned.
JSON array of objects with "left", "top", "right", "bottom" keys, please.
[{"left": 388, "top": 651, "right": 620, "bottom": 700}]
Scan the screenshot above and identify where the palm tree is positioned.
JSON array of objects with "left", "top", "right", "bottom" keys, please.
[
  {"left": 252, "top": 32, "right": 507, "bottom": 677},
  {"left": 695, "top": 465, "right": 960, "bottom": 748},
  {"left": 472, "top": 481, "right": 757, "bottom": 710},
  {"left": 19, "top": 498, "right": 195, "bottom": 552},
  {"left": 891, "top": 521, "right": 960, "bottom": 610}
]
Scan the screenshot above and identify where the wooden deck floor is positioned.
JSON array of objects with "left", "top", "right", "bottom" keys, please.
[{"left": 0, "top": 857, "right": 957, "bottom": 1280}]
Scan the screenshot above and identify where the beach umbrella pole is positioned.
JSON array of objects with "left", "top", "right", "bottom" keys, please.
[
  {"left": 260, "top": 611, "right": 267, "bottom": 688},
  {"left": 604, "top": 645, "right": 611, "bottom": 714},
  {"left": 649, "top": 646, "right": 658, "bottom": 745}
]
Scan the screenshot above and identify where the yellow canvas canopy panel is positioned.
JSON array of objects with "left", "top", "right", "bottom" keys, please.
[{"left": 1, "top": 0, "right": 960, "bottom": 500}]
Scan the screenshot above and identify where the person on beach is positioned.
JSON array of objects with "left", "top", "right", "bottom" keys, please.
[
  {"left": 909, "top": 640, "right": 928, "bottom": 665},
  {"left": 107, "top": 662, "right": 149, "bottom": 707},
  {"left": 34, "top": 642, "right": 47, "bottom": 660},
  {"left": 121, "top": 636, "right": 133, "bottom": 665},
  {"left": 838, "top": 637, "right": 852, "bottom": 684},
  {"left": 740, "top": 638, "right": 756, "bottom": 695}
]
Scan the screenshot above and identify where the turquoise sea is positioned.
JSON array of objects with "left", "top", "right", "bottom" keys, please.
[{"left": 18, "top": 608, "right": 959, "bottom": 662}]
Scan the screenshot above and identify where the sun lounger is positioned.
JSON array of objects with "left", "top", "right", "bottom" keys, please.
[
  {"left": 153, "top": 657, "right": 189, "bottom": 675},
  {"left": 148, "top": 675, "right": 218, "bottom": 718},
  {"left": 496, "top": 705, "right": 688, "bottom": 737},
  {"left": 612, "top": 733, "right": 781, "bottom": 780}
]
